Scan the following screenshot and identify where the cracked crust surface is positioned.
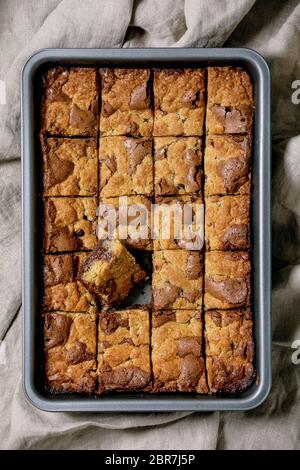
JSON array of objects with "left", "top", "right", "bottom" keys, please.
[
  {"left": 205, "top": 196, "right": 250, "bottom": 251},
  {"left": 154, "top": 137, "right": 202, "bottom": 196},
  {"left": 43, "top": 253, "right": 97, "bottom": 313},
  {"left": 41, "top": 137, "right": 98, "bottom": 196},
  {"left": 204, "top": 135, "right": 252, "bottom": 196},
  {"left": 205, "top": 308, "right": 255, "bottom": 393},
  {"left": 153, "top": 69, "right": 205, "bottom": 136},
  {"left": 41, "top": 67, "right": 99, "bottom": 136},
  {"left": 100, "top": 68, "right": 153, "bottom": 137},
  {"left": 98, "top": 308, "right": 151, "bottom": 393},
  {"left": 206, "top": 67, "right": 253, "bottom": 134},
  {"left": 78, "top": 241, "right": 147, "bottom": 306},
  {"left": 43, "top": 197, "right": 98, "bottom": 252},
  {"left": 205, "top": 251, "right": 251, "bottom": 309},
  {"left": 44, "top": 312, "right": 97, "bottom": 394},
  {"left": 152, "top": 250, "right": 203, "bottom": 309},
  {"left": 151, "top": 310, "right": 208, "bottom": 392},
  {"left": 99, "top": 136, "right": 153, "bottom": 196}
]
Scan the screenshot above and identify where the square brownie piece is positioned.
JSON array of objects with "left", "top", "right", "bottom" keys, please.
[
  {"left": 151, "top": 310, "right": 207, "bottom": 392},
  {"left": 204, "top": 135, "right": 251, "bottom": 196},
  {"left": 153, "top": 69, "right": 205, "bottom": 136},
  {"left": 205, "top": 308, "right": 255, "bottom": 393},
  {"left": 206, "top": 67, "right": 253, "bottom": 134},
  {"left": 41, "top": 67, "right": 99, "bottom": 136},
  {"left": 205, "top": 251, "right": 251, "bottom": 309},
  {"left": 98, "top": 195, "right": 152, "bottom": 250},
  {"left": 78, "top": 240, "right": 147, "bottom": 306},
  {"left": 154, "top": 137, "right": 202, "bottom": 196},
  {"left": 43, "top": 253, "right": 97, "bottom": 313},
  {"left": 205, "top": 195, "right": 250, "bottom": 251},
  {"left": 99, "top": 137, "right": 153, "bottom": 197},
  {"left": 152, "top": 250, "right": 203, "bottom": 309},
  {"left": 41, "top": 137, "right": 98, "bottom": 196},
  {"left": 153, "top": 196, "right": 204, "bottom": 251},
  {"left": 43, "top": 197, "right": 98, "bottom": 252},
  {"left": 44, "top": 312, "right": 97, "bottom": 394},
  {"left": 98, "top": 308, "right": 151, "bottom": 393},
  {"left": 100, "top": 68, "right": 153, "bottom": 137}
]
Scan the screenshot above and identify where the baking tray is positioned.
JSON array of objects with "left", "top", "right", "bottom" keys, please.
[{"left": 22, "top": 48, "right": 271, "bottom": 412}]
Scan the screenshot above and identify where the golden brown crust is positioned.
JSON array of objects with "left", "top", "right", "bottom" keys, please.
[
  {"left": 43, "top": 197, "right": 98, "bottom": 252},
  {"left": 44, "top": 312, "right": 97, "bottom": 394},
  {"left": 205, "top": 308, "right": 255, "bottom": 393},
  {"left": 151, "top": 310, "right": 208, "bottom": 392},
  {"left": 152, "top": 250, "right": 203, "bottom": 309},
  {"left": 41, "top": 67, "right": 99, "bottom": 136},
  {"left": 99, "top": 136, "right": 153, "bottom": 197},
  {"left": 206, "top": 67, "right": 253, "bottom": 134},
  {"left": 98, "top": 309, "right": 151, "bottom": 393},
  {"left": 204, "top": 251, "right": 251, "bottom": 309},
  {"left": 204, "top": 135, "right": 252, "bottom": 196},
  {"left": 153, "top": 69, "right": 205, "bottom": 136},
  {"left": 41, "top": 137, "right": 98, "bottom": 196},
  {"left": 78, "top": 241, "right": 147, "bottom": 306},
  {"left": 154, "top": 137, "right": 202, "bottom": 196},
  {"left": 100, "top": 68, "right": 153, "bottom": 137},
  {"left": 205, "top": 196, "right": 250, "bottom": 251},
  {"left": 43, "top": 253, "right": 97, "bottom": 313}
]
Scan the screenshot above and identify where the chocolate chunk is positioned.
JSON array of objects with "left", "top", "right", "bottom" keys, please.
[
  {"left": 155, "top": 178, "right": 177, "bottom": 195},
  {"left": 186, "top": 253, "right": 201, "bottom": 279},
  {"left": 221, "top": 224, "right": 249, "bottom": 249},
  {"left": 100, "top": 314, "right": 129, "bottom": 334},
  {"left": 182, "top": 90, "right": 197, "bottom": 105},
  {"left": 78, "top": 371, "right": 96, "bottom": 393},
  {"left": 152, "top": 310, "right": 176, "bottom": 328},
  {"left": 155, "top": 147, "right": 167, "bottom": 161},
  {"left": 178, "top": 354, "right": 201, "bottom": 389},
  {"left": 211, "top": 105, "right": 252, "bottom": 133},
  {"left": 44, "top": 314, "right": 72, "bottom": 350},
  {"left": 102, "top": 102, "right": 115, "bottom": 117},
  {"left": 124, "top": 139, "right": 151, "bottom": 175},
  {"left": 217, "top": 156, "right": 250, "bottom": 193},
  {"left": 101, "top": 366, "right": 150, "bottom": 389},
  {"left": 120, "top": 337, "right": 134, "bottom": 346},
  {"left": 207, "top": 310, "right": 222, "bottom": 327},
  {"left": 182, "top": 290, "right": 200, "bottom": 303},
  {"left": 66, "top": 341, "right": 94, "bottom": 365},
  {"left": 130, "top": 84, "right": 148, "bottom": 110},
  {"left": 101, "top": 69, "right": 115, "bottom": 91},
  {"left": 206, "top": 277, "right": 250, "bottom": 305},
  {"left": 43, "top": 254, "right": 74, "bottom": 287},
  {"left": 44, "top": 152, "right": 75, "bottom": 189},
  {"left": 45, "top": 199, "right": 57, "bottom": 222},
  {"left": 104, "top": 154, "right": 117, "bottom": 174},
  {"left": 177, "top": 337, "right": 201, "bottom": 358},
  {"left": 153, "top": 283, "right": 180, "bottom": 308},
  {"left": 74, "top": 229, "right": 85, "bottom": 237},
  {"left": 69, "top": 104, "right": 95, "bottom": 130},
  {"left": 45, "top": 68, "right": 69, "bottom": 102}
]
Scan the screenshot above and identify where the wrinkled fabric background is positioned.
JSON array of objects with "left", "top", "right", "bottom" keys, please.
[{"left": 0, "top": 0, "right": 300, "bottom": 450}]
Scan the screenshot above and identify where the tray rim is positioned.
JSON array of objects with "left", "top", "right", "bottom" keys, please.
[{"left": 21, "top": 47, "right": 271, "bottom": 412}]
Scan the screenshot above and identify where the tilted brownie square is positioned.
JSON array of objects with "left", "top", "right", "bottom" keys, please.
[
  {"left": 205, "top": 195, "right": 250, "bottom": 251},
  {"left": 41, "top": 67, "right": 99, "bottom": 136},
  {"left": 99, "top": 137, "right": 153, "bottom": 197},
  {"left": 78, "top": 240, "right": 147, "bottom": 306},
  {"left": 98, "top": 308, "right": 151, "bottom": 393},
  {"left": 43, "top": 253, "right": 97, "bottom": 313},
  {"left": 152, "top": 250, "right": 203, "bottom": 309},
  {"left": 204, "top": 251, "right": 251, "bottom": 309},
  {"left": 205, "top": 308, "right": 255, "bottom": 393},
  {"left": 44, "top": 312, "right": 97, "bottom": 394},
  {"left": 206, "top": 67, "right": 253, "bottom": 134},
  {"left": 41, "top": 137, "right": 98, "bottom": 196},
  {"left": 43, "top": 197, "right": 98, "bottom": 252},
  {"left": 153, "top": 69, "right": 206, "bottom": 136},
  {"left": 154, "top": 137, "right": 202, "bottom": 196},
  {"left": 151, "top": 310, "right": 208, "bottom": 392},
  {"left": 100, "top": 68, "right": 153, "bottom": 137},
  {"left": 204, "top": 135, "right": 251, "bottom": 196}
]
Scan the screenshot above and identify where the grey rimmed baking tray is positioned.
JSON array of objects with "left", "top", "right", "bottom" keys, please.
[{"left": 22, "top": 48, "right": 271, "bottom": 412}]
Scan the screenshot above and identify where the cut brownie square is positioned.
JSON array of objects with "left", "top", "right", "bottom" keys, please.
[
  {"left": 153, "top": 196, "right": 204, "bottom": 251},
  {"left": 204, "top": 251, "right": 251, "bottom": 309},
  {"left": 153, "top": 69, "right": 206, "bottom": 136},
  {"left": 152, "top": 250, "right": 203, "bottom": 309},
  {"left": 43, "top": 253, "right": 97, "bottom": 313},
  {"left": 204, "top": 135, "right": 251, "bottom": 196},
  {"left": 99, "top": 68, "right": 153, "bottom": 137},
  {"left": 78, "top": 240, "right": 147, "bottom": 306},
  {"left": 43, "top": 197, "right": 98, "bottom": 252},
  {"left": 205, "top": 195, "right": 250, "bottom": 251},
  {"left": 98, "top": 195, "right": 152, "bottom": 250},
  {"left": 44, "top": 312, "right": 97, "bottom": 394},
  {"left": 98, "top": 308, "right": 151, "bottom": 393},
  {"left": 151, "top": 310, "right": 207, "bottom": 392},
  {"left": 154, "top": 137, "right": 202, "bottom": 196},
  {"left": 41, "top": 67, "right": 99, "bottom": 136},
  {"left": 41, "top": 137, "right": 98, "bottom": 196},
  {"left": 206, "top": 67, "right": 253, "bottom": 134},
  {"left": 205, "top": 308, "right": 255, "bottom": 393},
  {"left": 99, "top": 137, "right": 153, "bottom": 197}
]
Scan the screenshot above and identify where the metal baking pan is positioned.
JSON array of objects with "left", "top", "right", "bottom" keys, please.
[{"left": 22, "top": 48, "right": 271, "bottom": 412}]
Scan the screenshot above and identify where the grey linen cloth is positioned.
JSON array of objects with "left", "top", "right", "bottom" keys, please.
[{"left": 0, "top": 0, "right": 300, "bottom": 450}]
